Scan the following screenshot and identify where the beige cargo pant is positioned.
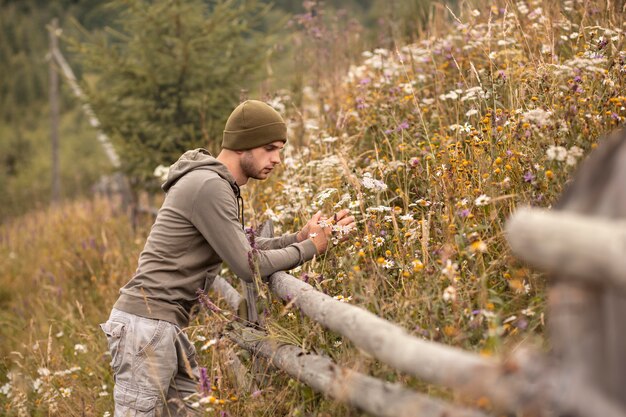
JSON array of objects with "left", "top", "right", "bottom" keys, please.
[{"left": 100, "top": 309, "right": 200, "bottom": 417}]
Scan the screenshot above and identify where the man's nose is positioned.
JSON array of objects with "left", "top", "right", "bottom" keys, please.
[{"left": 271, "top": 152, "right": 281, "bottom": 165}]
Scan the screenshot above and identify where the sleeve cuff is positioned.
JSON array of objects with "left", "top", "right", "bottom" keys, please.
[{"left": 283, "top": 232, "right": 299, "bottom": 245}]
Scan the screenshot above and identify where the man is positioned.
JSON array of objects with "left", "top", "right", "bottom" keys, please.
[{"left": 100, "top": 100, "right": 355, "bottom": 416}]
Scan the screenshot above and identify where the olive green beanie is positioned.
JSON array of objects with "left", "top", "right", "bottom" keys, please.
[{"left": 222, "top": 100, "right": 287, "bottom": 150}]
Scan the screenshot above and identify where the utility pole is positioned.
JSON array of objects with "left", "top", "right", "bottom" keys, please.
[{"left": 49, "top": 18, "right": 61, "bottom": 204}]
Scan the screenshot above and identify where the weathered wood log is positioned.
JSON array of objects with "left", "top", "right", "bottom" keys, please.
[
  {"left": 267, "top": 270, "right": 626, "bottom": 416},
  {"left": 269, "top": 271, "right": 486, "bottom": 381},
  {"left": 506, "top": 208, "right": 626, "bottom": 292},
  {"left": 212, "top": 275, "right": 248, "bottom": 319},
  {"left": 229, "top": 324, "right": 489, "bottom": 417}
]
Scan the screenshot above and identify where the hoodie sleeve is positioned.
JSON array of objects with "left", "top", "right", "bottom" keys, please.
[
  {"left": 255, "top": 233, "right": 299, "bottom": 250},
  {"left": 191, "top": 178, "right": 317, "bottom": 282}
]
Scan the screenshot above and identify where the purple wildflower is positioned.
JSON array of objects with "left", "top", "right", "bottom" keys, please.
[
  {"left": 246, "top": 227, "right": 259, "bottom": 274},
  {"left": 532, "top": 194, "right": 545, "bottom": 206},
  {"left": 413, "top": 326, "right": 429, "bottom": 337},
  {"left": 199, "top": 367, "right": 211, "bottom": 395},
  {"left": 514, "top": 318, "right": 528, "bottom": 330},
  {"left": 523, "top": 171, "right": 535, "bottom": 183},
  {"left": 196, "top": 289, "right": 222, "bottom": 313},
  {"left": 247, "top": 250, "right": 256, "bottom": 275},
  {"left": 397, "top": 121, "right": 410, "bottom": 131},
  {"left": 458, "top": 209, "right": 471, "bottom": 218},
  {"left": 245, "top": 227, "right": 257, "bottom": 250}
]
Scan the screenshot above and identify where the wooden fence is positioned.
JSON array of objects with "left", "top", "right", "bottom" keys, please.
[{"left": 212, "top": 129, "right": 626, "bottom": 417}]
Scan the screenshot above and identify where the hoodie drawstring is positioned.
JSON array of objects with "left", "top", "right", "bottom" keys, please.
[
  {"left": 237, "top": 195, "right": 245, "bottom": 229},
  {"left": 234, "top": 183, "right": 245, "bottom": 229}
]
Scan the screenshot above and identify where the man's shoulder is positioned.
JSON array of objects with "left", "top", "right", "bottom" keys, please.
[
  {"left": 177, "top": 169, "right": 229, "bottom": 189},
  {"left": 165, "top": 169, "right": 234, "bottom": 206}
]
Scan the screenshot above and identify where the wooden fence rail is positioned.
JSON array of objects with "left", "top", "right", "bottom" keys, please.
[
  {"left": 212, "top": 269, "right": 488, "bottom": 416},
  {"left": 211, "top": 246, "right": 621, "bottom": 416},
  {"left": 229, "top": 324, "right": 488, "bottom": 417},
  {"left": 266, "top": 270, "right": 624, "bottom": 417}
]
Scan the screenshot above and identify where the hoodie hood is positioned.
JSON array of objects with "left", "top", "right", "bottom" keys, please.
[{"left": 162, "top": 148, "right": 238, "bottom": 195}]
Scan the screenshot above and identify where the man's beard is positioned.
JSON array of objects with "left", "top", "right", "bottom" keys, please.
[{"left": 240, "top": 152, "right": 266, "bottom": 180}]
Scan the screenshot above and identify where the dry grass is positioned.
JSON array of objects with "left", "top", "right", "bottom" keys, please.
[{"left": 1, "top": 0, "right": 625, "bottom": 415}]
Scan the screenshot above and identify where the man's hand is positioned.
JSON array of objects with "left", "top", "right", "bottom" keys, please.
[
  {"left": 298, "top": 209, "right": 356, "bottom": 253},
  {"left": 307, "top": 211, "right": 332, "bottom": 254},
  {"left": 328, "top": 209, "right": 356, "bottom": 245},
  {"left": 297, "top": 210, "right": 322, "bottom": 242},
  {"left": 333, "top": 209, "right": 356, "bottom": 233},
  {"left": 297, "top": 209, "right": 355, "bottom": 242}
]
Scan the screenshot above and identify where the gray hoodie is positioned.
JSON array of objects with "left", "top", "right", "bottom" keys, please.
[{"left": 113, "top": 149, "right": 317, "bottom": 328}]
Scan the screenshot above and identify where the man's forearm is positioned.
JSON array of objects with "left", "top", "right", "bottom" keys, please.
[{"left": 256, "top": 233, "right": 300, "bottom": 250}]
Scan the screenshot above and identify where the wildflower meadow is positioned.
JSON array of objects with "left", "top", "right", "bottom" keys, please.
[{"left": 1, "top": 0, "right": 625, "bottom": 415}]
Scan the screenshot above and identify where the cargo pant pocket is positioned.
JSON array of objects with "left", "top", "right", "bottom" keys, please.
[
  {"left": 114, "top": 383, "right": 161, "bottom": 417},
  {"left": 100, "top": 318, "right": 128, "bottom": 374}
]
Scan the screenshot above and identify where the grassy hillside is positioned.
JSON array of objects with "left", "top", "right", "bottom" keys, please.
[{"left": 1, "top": 0, "right": 625, "bottom": 415}]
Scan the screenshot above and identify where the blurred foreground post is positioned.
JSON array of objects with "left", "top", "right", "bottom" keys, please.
[{"left": 507, "top": 128, "right": 626, "bottom": 407}]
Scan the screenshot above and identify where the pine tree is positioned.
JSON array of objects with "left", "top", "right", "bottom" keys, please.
[{"left": 70, "top": 0, "right": 273, "bottom": 188}]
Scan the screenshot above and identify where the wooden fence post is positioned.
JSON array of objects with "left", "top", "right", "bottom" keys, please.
[
  {"left": 48, "top": 18, "right": 61, "bottom": 204},
  {"left": 212, "top": 275, "right": 248, "bottom": 320},
  {"left": 48, "top": 25, "right": 134, "bottom": 212},
  {"left": 240, "top": 221, "right": 274, "bottom": 327}
]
